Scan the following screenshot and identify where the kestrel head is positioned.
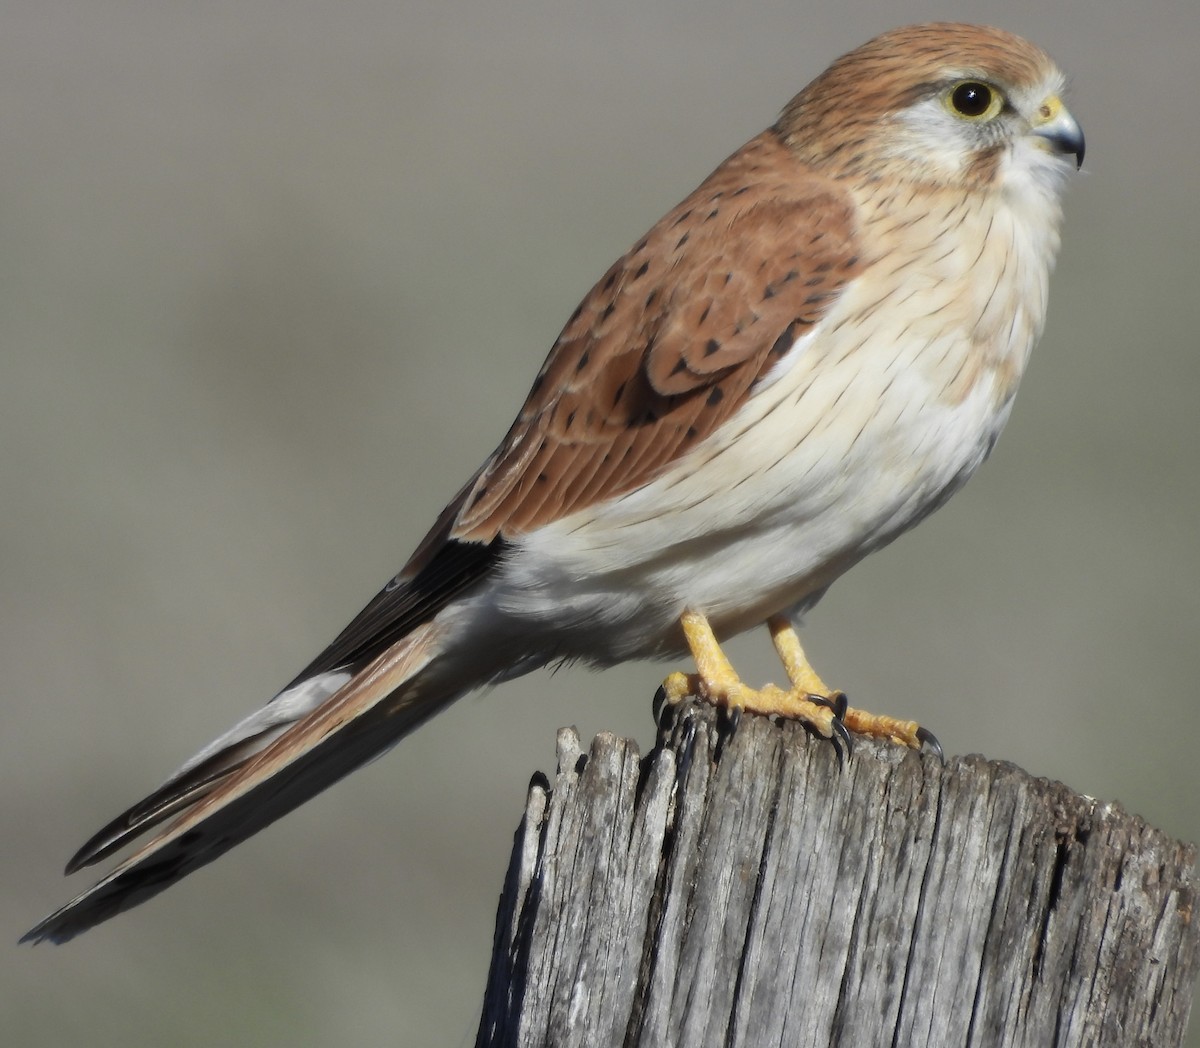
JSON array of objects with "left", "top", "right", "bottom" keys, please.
[{"left": 778, "top": 23, "right": 1084, "bottom": 193}]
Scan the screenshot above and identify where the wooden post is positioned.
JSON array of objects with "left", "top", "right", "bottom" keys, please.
[{"left": 476, "top": 703, "right": 1199, "bottom": 1048}]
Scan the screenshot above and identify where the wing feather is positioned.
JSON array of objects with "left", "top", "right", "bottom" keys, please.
[
  {"left": 452, "top": 129, "right": 863, "bottom": 542},
  {"left": 24, "top": 625, "right": 446, "bottom": 944}
]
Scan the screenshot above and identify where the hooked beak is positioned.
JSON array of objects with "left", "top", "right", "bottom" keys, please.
[{"left": 1030, "top": 95, "right": 1085, "bottom": 169}]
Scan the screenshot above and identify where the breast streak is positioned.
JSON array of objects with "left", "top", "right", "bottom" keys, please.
[{"left": 500, "top": 189, "right": 1054, "bottom": 656}]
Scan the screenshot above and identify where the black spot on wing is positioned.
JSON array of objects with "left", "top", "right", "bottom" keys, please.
[{"left": 770, "top": 321, "right": 799, "bottom": 357}]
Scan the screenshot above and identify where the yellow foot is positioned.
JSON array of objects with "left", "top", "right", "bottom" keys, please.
[
  {"left": 660, "top": 668, "right": 847, "bottom": 740},
  {"left": 660, "top": 610, "right": 939, "bottom": 758}
]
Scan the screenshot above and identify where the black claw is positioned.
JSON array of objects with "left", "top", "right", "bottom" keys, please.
[
  {"left": 830, "top": 714, "right": 853, "bottom": 764},
  {"left": 916, "top": 725, "right": 945, "bottom": 764},
  {"left": 810, "top": 691, "right": 849, "bottom": 720},
  {"left": 726, "top": 705, "right": 743, "bottom": 735},
  {"left": 652, "top": 685, "right": 668, "bottom": 726}
]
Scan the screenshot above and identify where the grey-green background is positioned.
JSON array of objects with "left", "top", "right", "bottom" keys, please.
[{"left": 6, "top": 1, "right": 1198, "bottom": 1045}]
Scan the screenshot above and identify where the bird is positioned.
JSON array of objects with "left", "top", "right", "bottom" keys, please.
[{"left": 24, "top": 22, "right": 1083, "bottom": 944}]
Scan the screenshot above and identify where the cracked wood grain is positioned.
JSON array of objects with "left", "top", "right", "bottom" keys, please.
[{"left": 476, "top": 704, "right": 1198, "bottom": 1048}]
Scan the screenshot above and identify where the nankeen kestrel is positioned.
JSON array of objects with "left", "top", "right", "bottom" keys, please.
[{"left": 25, "top": 23, "right": 1083, "bottom": 943}]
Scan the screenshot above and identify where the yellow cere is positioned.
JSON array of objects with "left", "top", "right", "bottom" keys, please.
[{"left": 1035, "top": 94, "right": 1064, "bottom": 126}]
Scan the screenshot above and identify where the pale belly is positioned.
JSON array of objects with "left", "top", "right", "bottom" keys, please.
[
  {"left": 485, "top": 346, "right": 1016, "bottom": 665},
  {"left": 472, "top": 188, "right": 1055, "bottom": 666}
]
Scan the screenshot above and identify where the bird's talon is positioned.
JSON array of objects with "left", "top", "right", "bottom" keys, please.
[
  {"left": 726, "top": 705, "right": 743, "bottom": 734},
  {"left": 829, "top": 714, "right": 853, "bottom": 763},
  {"left": 810, "top": 690, "right": 849, "bottom": 719},
  {"left": 916, "top": 725, "right": 945, "bottom": 763},
  {"left": 653, "top": 685, "right": 687, "bottom": 732},
  {"left": 668, "top": 612, "right": 933, "bottom": 761}
]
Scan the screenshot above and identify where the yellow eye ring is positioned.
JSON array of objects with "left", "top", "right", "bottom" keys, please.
[{"left": 946, "top": 80, "right": 1002, "bottom": 120}]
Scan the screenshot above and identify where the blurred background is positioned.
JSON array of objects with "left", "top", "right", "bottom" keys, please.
[{"left": 5, "top": 1, "right": 1198, "bottom": 1044}]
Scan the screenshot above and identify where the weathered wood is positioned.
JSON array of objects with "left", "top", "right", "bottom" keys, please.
[{"left": 476, "top": 703, "right": 1199, "bottom": 1048}]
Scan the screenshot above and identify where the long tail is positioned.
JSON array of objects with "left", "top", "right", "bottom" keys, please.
[{"left": 22, "top": 620, "right": 453, "bottom": 945}]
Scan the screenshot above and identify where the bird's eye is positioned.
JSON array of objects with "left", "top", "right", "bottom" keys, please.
[{"left": 947, "top": 81, "right": 1001, "bottom": 120}]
